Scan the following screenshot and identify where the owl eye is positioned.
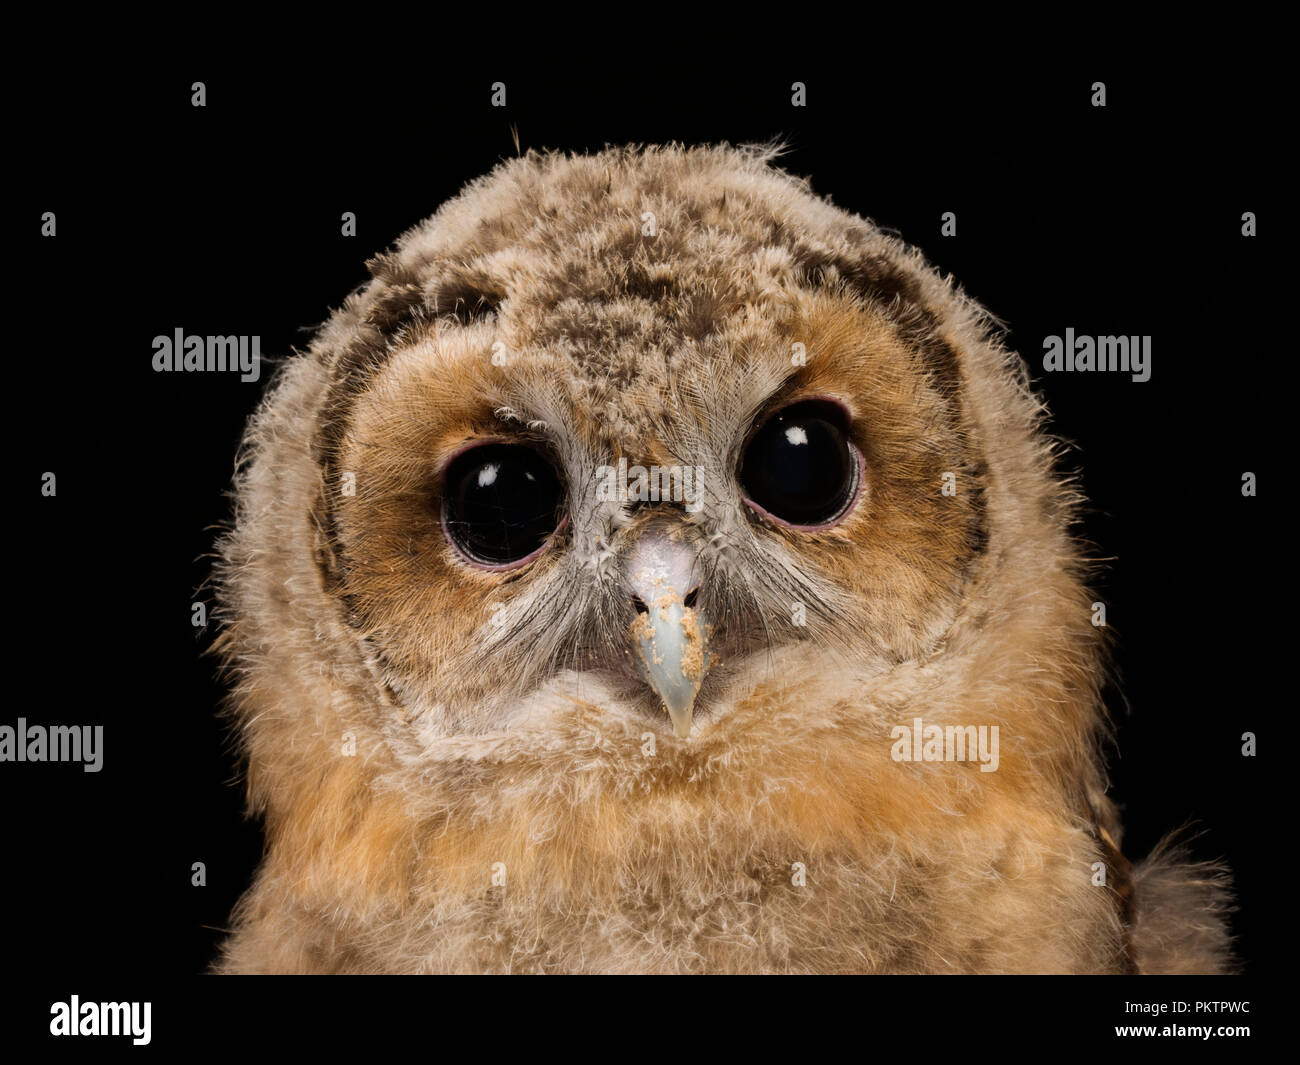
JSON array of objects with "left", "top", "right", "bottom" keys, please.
[
  {"left": 740, "top": 399, "right": 861, "bottom": 528},
  {"left": 441, "top": 442, "right": 565, "bottom": 567}
]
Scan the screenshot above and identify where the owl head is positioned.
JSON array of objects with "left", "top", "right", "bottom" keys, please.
[{"left": 214, "top": 144, "right": 1214, "bottom": 974}]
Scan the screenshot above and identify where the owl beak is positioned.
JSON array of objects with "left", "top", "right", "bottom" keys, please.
[{"left": 625, "top": 533, "right": 709, "bottom": 739}]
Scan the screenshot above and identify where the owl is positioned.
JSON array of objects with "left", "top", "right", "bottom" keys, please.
[{"left": 212, "top": 144, "right": 1233, "bottom": 974}]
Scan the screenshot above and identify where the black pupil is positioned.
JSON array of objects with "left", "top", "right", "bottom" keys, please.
[
  {"left": 443, "top": 443, "right": 563, "bottom": 564},
  {"left": 740, "top": 400, "right": 855, "bottom": 526}
]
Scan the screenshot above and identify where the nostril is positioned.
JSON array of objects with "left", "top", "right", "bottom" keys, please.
[
  {"left": 631, "top": 595, "right": 649, "bottom": 615},
  {"left": 683, "top": 586, "right": 699, "bottom": 609}
]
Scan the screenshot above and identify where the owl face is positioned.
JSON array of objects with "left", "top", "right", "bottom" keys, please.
[
  {"left": 218, "top": 146, "right": 1123, "bottom": 973},
  {"left": 321, "top": 161, "right": 991, "bottom": 749}
]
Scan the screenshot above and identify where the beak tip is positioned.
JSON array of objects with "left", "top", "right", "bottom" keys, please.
[{"left": 667, "top": 704, "right": 695, "bottom": 739}]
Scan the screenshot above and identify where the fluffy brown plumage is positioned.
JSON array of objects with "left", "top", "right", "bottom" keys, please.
[{"left": 212, "top": 144, "right": 1232, "bottom": 973}]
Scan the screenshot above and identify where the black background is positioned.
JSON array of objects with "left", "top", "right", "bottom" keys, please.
[{"left": 11, "top": 46, "right": 1276, "bottom": 1044}]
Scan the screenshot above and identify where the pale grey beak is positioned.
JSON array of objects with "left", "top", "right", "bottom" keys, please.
[{"left": 625, "top": 532, "right": 710, "bottom": 739}]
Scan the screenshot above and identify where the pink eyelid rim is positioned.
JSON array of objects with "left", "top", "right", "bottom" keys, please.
[
  {"left": 438, "top": 437, "right": 568, "bottom": 571},
  {"left": 740, "top": 395, "right": 865, "bottom": 531}
]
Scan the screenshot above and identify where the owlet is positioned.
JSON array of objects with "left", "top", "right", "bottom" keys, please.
[{"left": 213, "top": 144, "right": 1232, "bottom": 974}]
